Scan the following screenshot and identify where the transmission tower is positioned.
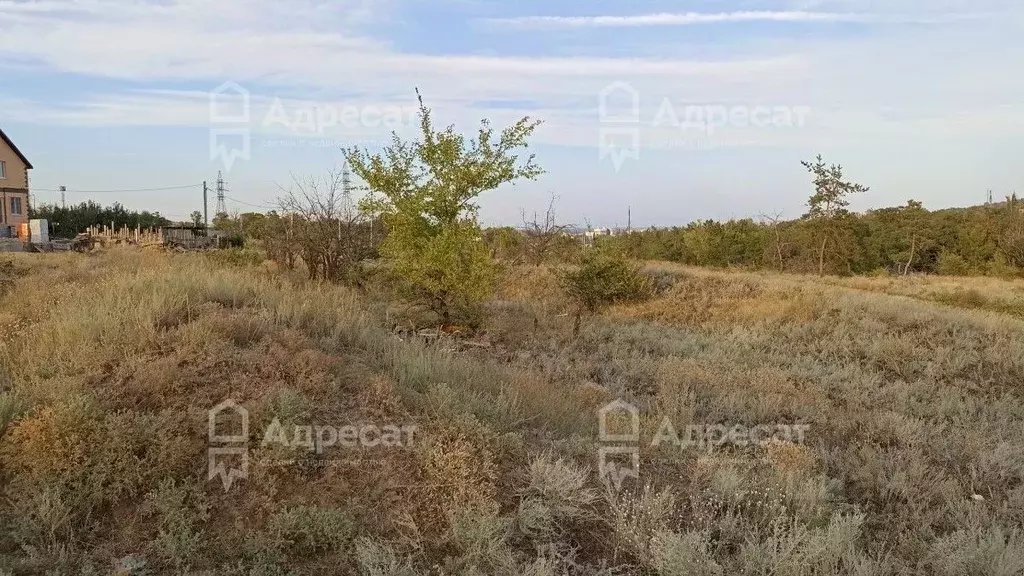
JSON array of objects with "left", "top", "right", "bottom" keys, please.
[
  {"left": 342, "top": 162, "right": 353, "bottom": 197},
  {"left": 215, "top": 170, "right": 228, "bottom": 215}
]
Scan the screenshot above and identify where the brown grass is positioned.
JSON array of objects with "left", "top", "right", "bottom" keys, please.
[{"left": 1, "top": 251, "right": 1023, "bottom": 574}]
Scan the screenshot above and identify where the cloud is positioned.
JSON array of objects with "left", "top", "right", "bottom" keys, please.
[
  {"left": 2, "top": 0, "right": 1024, "bottom": 200},
  {"left": 484, "top": 10, "right": 986, "bottom": 28}
]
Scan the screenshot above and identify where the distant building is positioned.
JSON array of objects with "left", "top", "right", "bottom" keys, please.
[{"left": 0, "top": 128, "right": 32, "bottom": 238}]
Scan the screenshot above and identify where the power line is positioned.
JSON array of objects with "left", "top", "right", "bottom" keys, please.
[
  {"left": 34, "top": 184, "right": 200, "bottom": 193},
  {"left": 225, "top": 195, "right": 276, "bottom": 209}
]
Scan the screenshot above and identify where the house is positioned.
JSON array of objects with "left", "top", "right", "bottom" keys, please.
[{"left": 0, "top": 128, "right": 32, "bottom": 238}]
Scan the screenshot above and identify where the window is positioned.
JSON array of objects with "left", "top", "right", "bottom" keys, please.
[
  {"left": 0, "top": 160, "right": 6, "bottom": 179},
  {"left": 10, "top": 197, "right": 22, "bottom": 216}
]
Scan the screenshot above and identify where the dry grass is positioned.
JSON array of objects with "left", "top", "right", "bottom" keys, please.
[{"left": 1, "top": 250, "right": 1022, "bottom": 574}]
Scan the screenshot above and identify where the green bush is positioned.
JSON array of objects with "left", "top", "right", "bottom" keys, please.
[
  {"left": 936, "top": 251, "right": 971, "bottom": 276},
  {"left": 558, "top": 251, "right": 652, "bottom": 313}
]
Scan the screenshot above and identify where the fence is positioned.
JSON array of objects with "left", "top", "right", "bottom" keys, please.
[{"left": 86, "top": 224, "right": 221, "bottom": 250}]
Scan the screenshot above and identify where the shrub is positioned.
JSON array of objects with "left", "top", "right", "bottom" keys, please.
[
  {"left": 936, "top": 251, "right": 971, "bottom": 276},
  {"left": 205, "top": 247, "right": 265, "bottom": 268},
  {"left": 142, "top": 479, "right": 210, "bottom": 569},
  {"left": 516, "top": 453, "right": 598, "bottom": 541},
  {"left": 927, "top": 526, "right": 1024, "bottom": 576},
  {"left": 355, "top": 538, "right": 417, "bottom": 576},
  {"left": 651, "top": 529, "right": 723, "bottom": 576},
  {"left": 0, "top": 392, "right": 25, "bottom": 441},
  {"left": 559, "top": 251, "right": 651, "bottom": 336},
  {"left": 265, "top": 505, "right": 354, "bottom": 558},
  {"left": 559, "top": 252, "right": 651, "bottom": 313}
]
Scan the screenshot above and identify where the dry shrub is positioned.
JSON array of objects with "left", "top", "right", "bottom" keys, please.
[
  {"left": 927, "top": 526, "right": 1024, "bottom": 576},
  {"left": 763, "top": 439, "right": 818, "bottom": 476},
  {"left": 615, "top": 273, "right": 831, "bottom": 327},
  {"left": 420, "top": 424, "right": 499, "bottom": 520},
  {"left": 142, "top": 479, "right": 210, "bottom": 569},
  {"left": 608, "top": 486, "right": 678, "bottom": 562},
  {"left": 355, "top": 538, "right": 418, "bottom": 576},
  {"left": 264, "top": 505, "right": 354, "bottom": 557},
  {"left": 650, "top": 529, "right": 723, "bottom": 576},
  {"left": 734, "top": 513, "right": 882, "bottom": 575},
  {"left": 496, "top": 265, "right": 564, "bottom": 303},
  {"left": 516, "top": 453, "right": 598, "bottom": 541},
  {"left": 1, "top": 397, "right": 194, "bottom": 548},
  {"left": 0, "top": 391, "right": 26, "bottom": 441}
]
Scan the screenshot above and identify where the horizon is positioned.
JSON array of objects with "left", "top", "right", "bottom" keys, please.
[{"left": 1, "top": 0, "right": 1022, "bottom": 227}]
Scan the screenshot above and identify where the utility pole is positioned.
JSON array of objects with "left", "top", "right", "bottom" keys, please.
[
  {"left": 59, "top": 185, "right": 66, "bottom": 209},
  {"left": 202, "top": 181, "right": 209, "bottom": 231},
  {"left": 627, "top": 206, "right": 631, "bottom": 233},
  {"left": 215, "top": 170, "right": 227, "bottom": 216}
]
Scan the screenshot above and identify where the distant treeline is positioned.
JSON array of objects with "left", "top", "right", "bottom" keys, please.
[
  {"left": 30, "top": 201, "right": 171, "bottom": 238},
  {"left": 601, "top": 197, "right": 1024, "bottom": 277}
]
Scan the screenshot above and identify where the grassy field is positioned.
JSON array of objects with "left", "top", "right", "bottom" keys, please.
[{"left": 1, "top": 250, "right": 1023, "bottom": 574}]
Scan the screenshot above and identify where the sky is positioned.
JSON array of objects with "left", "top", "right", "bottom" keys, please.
[{"left": 0, "top": 0, "right": 1022, "bottom": 227}]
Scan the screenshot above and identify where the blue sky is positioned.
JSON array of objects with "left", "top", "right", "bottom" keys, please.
[{"left": 1, "top": 0, "right": 1022, "bottom": 226}]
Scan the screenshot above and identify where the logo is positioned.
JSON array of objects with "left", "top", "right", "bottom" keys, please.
[
  {"left": 598, "top": 82, "right": 641, "bottom": 173},
  {"left": 208, "top": 399, "right": 249, "bottom": 491},
  {"left": 597, "top": 399, "right": 640, "bottom": 492},
  {"left": 209, "top": 81, "right": 251, "bottom": 172}
]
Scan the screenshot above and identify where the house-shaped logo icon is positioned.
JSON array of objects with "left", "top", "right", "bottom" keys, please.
[
  {"left": 208, "top": 398, "right": 249, "bottom": 443},
  {"left": 598, "top": 81, "right": 640, "bottom": 123},
  {"left": 598, "top": 399, "right": 640, "bottom": 443},
  {"left": 209, "top": 81, "right": 251, "bottom": 124}
]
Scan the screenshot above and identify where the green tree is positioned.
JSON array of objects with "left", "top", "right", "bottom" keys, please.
[
  {"left": 30, "top": 201, "right": 170, "bottom": 239},
  {"left": 344, "top": 91, "right": 543, "bottom": 322},
  {"left": 189, "top": 211, "right": 204, "bottom": 228},
  {"left": 801, "top": 154, "right": 869, "bottom": 276},
  {"left": 558, "top": 250, "right": 651, "bottom": 337}
]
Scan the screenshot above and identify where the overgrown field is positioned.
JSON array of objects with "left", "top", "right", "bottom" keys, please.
[{"left": 1, "top": 251, "right": 1023, "bottom": 574}]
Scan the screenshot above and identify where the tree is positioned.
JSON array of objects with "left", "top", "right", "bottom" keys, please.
[
  {"left": 998, "top": 194, "right": 1024, "bottom": 268},
  {"left": 277, "top": 167, "right": 377, "bottom": 283},
  {"left": 521, "top": 193, "right": 571, "bottom": 266},
  {"left": 759, "top": 211, "right": 791, "bottom": 271},
  {"left": 190, "top": 211, "right": 204, "bottom": 228},
  {"left": 801, "top": 154, "right": 869, "bottom": 276},
  {"left": 344, "top": 90, "right": 543, "bottom": 323},
  {"left": 30, "top": 201, "right": 170, "bottom": 238}
]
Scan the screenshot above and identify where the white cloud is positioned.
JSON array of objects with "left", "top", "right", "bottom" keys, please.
[
  {"left": 483, "top": 10, "right": 986, "bottom": 28},
  {"left": 2, "top": 0, "right": 1024, "bottom": 217}
]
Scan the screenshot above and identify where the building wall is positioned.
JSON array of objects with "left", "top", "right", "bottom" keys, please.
[
  {"left": 0, "top": 190, "right": 29, "bottom": 235},
  {"left": 0, "top": 139, "right": 29, "bottom": 190},
  {"left": 0, "top": 135, "right": 31, "bottom": 236}
]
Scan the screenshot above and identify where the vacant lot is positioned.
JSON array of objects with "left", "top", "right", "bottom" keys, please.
[{"left": 1, "top": 251, "right": 1022, "bottom": 574}]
